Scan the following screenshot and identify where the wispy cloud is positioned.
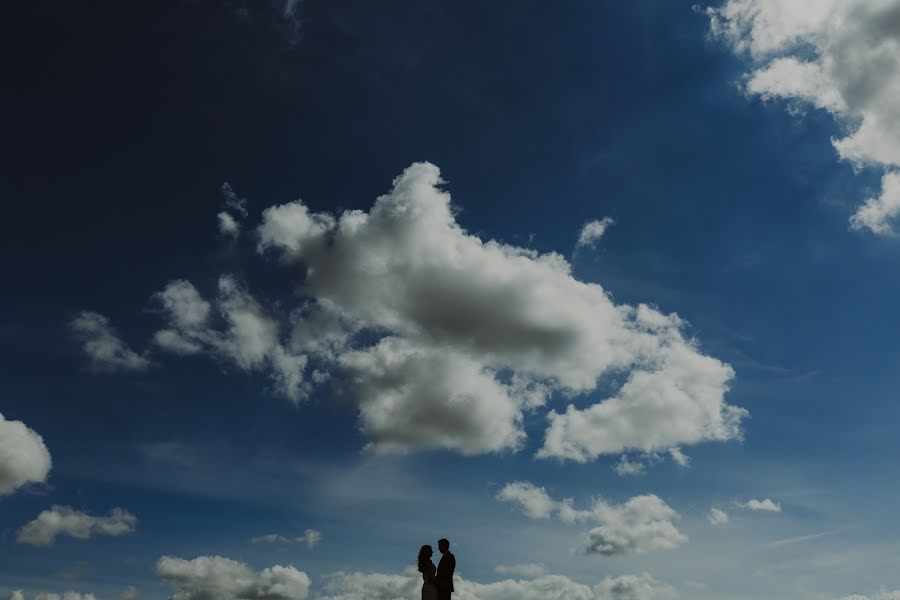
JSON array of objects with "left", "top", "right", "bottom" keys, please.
[
  {"left": 251, "top": 529, "right": 322, "bottom": 548},
  {"left": 70, "top": 312, "right": 149, "bottom": 372},
  {"left": 767, "top": 530, "right": 838, "bottom": 548},
  {"left": 17, "top": 506, "right": 137, "bottom": 547}
]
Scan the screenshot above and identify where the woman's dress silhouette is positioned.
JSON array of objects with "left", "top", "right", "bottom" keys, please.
[{"left": 418, "top": 545, "right": 439, "bottom": 600}]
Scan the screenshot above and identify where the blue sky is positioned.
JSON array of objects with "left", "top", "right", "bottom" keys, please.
[{"left": 3, "top": 1, "right": 900, "bottom": 599}]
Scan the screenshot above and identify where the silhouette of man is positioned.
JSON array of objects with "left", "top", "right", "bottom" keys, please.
[{"left": 435, "top": 538, "right": 455, "bottom": 600}]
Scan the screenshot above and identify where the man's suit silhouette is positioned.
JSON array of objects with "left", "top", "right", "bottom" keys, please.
[{"left": 435, "top": 538, "right": 455, "bottom": 600}]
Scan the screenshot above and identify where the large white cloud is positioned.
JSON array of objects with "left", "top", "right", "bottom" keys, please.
[
  {"left": 70, "top": 312, "right": 149, "bottom": 372},
  {"left": 708, "top": 0, "right": 900, "bottom": 234},
  {"left": 156, "top": 555, "right": 311, "bottom": 600},
  {"left": 317, "top": 569, "right": 677, "bottom": 600},
  {"left": 0, "top": 414, "right": 51, "bottom": 496},
  {"left": 496, "top": 482, "right": 687, "bottom": 556},
  {"left": 840, "top": 593, "right": 900, "bottom": 600},
  {"left": 16, "top": 506, "right": 137, "bottom": 547},
  {"left": 87, "top": 162, "right": 743, "bottom": 460},
  {"left": 254, "top": 162, "right": 745, "bottom": 458}
]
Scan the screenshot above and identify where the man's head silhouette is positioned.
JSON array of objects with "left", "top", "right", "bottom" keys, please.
[{"left": 438, "top": 538, "right": 450, "bottom": 554}]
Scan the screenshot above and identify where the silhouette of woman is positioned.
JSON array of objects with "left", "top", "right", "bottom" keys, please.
[{"left": 418, "top": 544, "right": 439, "bottom": 600}]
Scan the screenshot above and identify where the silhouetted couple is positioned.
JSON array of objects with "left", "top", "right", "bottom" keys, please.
[{"left": 417, "top": 538, "right": 456, "bottom": 600}]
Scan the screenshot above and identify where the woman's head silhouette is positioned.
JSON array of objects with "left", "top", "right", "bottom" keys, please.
[{"left": 417, "top": 544, "right": 434, "bottom": 572}]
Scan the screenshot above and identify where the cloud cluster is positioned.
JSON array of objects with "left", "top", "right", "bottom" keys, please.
[
  {"left": 840, "top": 593, "right": 900, "bottom": 600},
  {"left": 251, "top": 529, "right": 322, "bottom": 548},
  {"left": 708, "top": 0, "right": 900, "bottom": 234},
  {"left": 77, "top": 162, "right": 745, "bottom": 461},
  {"left": 318, "top": 569, "right": 677, "bottom": 600},
  {"left": 254, "top": 162, "right": 745, "bottom": 458},
  {"left": 70, "top": 312, "right": 149, "bottom": 372},
  {"left": 152, "top": 277, "right": 308, "bottom": 401},
  {"left": 496, "top": 481, "right": 687, "bottom": 555},
  {"left": 156, "top": 555, "right": 311, "bottom": 600},
  {"left": 16, "top": 506, "right": 137, "bottom": 547},
  {"left": 0, "top": 413, "right": 52, "bottom": 496}
]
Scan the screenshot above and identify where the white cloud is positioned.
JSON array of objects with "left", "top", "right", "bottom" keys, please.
[
  {"left": 218, "top": 212, "right": 240, "bottom": 237},
  {"left": 707, "top": 507, "right": 730, "bottom": 526},
  {"left": 496, "top": 481, "right": 558, "bottom": 519},
  {"left": 0, "top": 414, "right": 52, "bottom": 496},
  {"left": 70, "top": 312, "right": 149, "bottom": 372},
  {"left": 614, "top": 456, "right": 646, "bottom": 477},
  {"left": 152, "top": 277, "right": 308, "bottom": 401},
  {"left": 16, "top": 506, "right": 137, "bottom": 547},
  {"left": 839, "top": 592, "right": 900, "bottom": 600},
  {"left": 458, "top": 576, "right": 595, "bottom": 600},
  {"left": 494, "top": 564, "right": 546, "bottom": 578},
  {"left": 497, "top": 481, "right": 687, "bottom": 556},
  {"left": 120, "top": 586, "right": 139, "bottom": 600},
  {"left": 708, "top": 0, "right": 900, "bottom": 234},
  {"left": 338, "top": 337, "right": 526, "bottom": 455},
  {"left": 576, "top": 217, "right": 615, "bottom": 249},
  {"left": 614, "top": 449, "right": 687, "bottom": 477},
  {"left": 850, "top": 172, "right": 900, "bottom": 235},
  {"left": 582, "top": 496, "right": 687, "bottom": 556},
  {"left": 255, "top": 162, "right": 745, "bottom": 458},
  {"left": 11, "top": 592, "right": 97, "bottom": 600},
  {"left": 317, "top": 569, "right": 420, "bottom": 600},
  {"left": 252, "top": 529, "right": 321, "bottom": 548},
  {"left": 300, "top": 529, "right": 322, "bottom": 548},
  {"left": 318, "top": 569, "right": 677, "bottom": 600},
  {"left": 668, "top": 448, "right": 690, "bottom": 468},
  {"left": 538, "top": 328, "right": 745, "bottom": 461},
  {"left": 595, "top": 573, "right": 679, "bottom": 600},
  {"left": 741, "top": 498, "right": 781, "bottom": 512},
  {"left": 156, "top": 555, "right": 310, "bottom": 600}
]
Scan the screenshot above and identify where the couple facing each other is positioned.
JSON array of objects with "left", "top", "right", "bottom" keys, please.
[{"left": 417, "top": 538, "right": 456, "bottom": 600}]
